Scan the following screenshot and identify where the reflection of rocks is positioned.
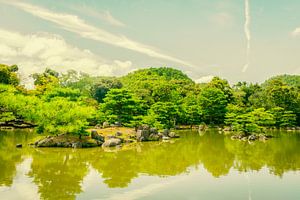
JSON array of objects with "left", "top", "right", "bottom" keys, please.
[
  {"left": 231, "top": 133, "right": 273, "bottom": 142},
  {"left": 16, "top": 144, "right": 22, "bottom": 148}
]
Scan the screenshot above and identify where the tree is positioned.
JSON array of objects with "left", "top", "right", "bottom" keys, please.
[
  {"left": 269, "top": 107, "right": 296, "bottom": 128},
  {"left": 226, "top": 108, "right": 275, "bottom": 134},
  {"left": 35, "top": 98, "right": 95, "bottom": 136},
  {"left": 100, "top": 89, "right": 143, "bottom": 125},
  {"left": 181, "top": 93, "right": 202, "bottom": 127},
  {"left": 199, "top": 87, "right": 228, "bottom": 125},
  {"left": 0, "top": 64, "right": 19, "bottom": 86},
  {"left": 143, "top": 102, "right": 179, "bottom": 129},
  {"left": 90, "top": 78, "right": 122, "bottom": 103}
]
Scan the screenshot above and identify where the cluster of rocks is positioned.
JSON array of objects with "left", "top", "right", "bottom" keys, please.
[
  {"left": 34, "top": 134, "right": 102, "bottom": 148},
  {"left": 231, "top": 133, "right": 273, "bottom": 142},
  {"left": 32, "top": 126, "right": 180, "bottom": 149},
  {"left": 135, "top": 125, "right": 179, "bottom": 142}
]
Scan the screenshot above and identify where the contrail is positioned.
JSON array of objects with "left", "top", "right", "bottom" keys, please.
[{"left": 242, "top": 0, "right": 251, "bottom": 72}]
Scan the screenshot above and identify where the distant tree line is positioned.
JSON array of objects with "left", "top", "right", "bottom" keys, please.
[{"left": 0, "top": 63, "right": 299, "bottom": 136}]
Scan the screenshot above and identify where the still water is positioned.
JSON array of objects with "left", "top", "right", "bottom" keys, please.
[{"left": 0, "top": 129, "right": 300, "bottom": 200}]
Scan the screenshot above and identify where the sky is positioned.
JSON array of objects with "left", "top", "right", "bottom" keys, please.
[{"left": 0, "top": 0, "right": 299, "bottom": 84}]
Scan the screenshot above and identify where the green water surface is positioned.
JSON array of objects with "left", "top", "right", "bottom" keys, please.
[{"left": 0, "top": 129, "right": 300, "bottom": 200}]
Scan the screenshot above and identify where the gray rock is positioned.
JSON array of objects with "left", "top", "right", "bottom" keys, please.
[
  {"left": 72, "top": 142, "right": 82, "bottom": 148},
  {"left": 162, "top": 136, "right": 170, "bottom": 140},
  {"left": 115, "top": 131, "right": 122, "bottom": 136},
  {"left": 198, "top": 124, "right": 206, "bottom": 131},
  {"left": 248, "top": 135, "right": 257, "bottom": 141},
  {"left": 223, "top": 127, "right": 232, "bottom": 132},
  {"left": 136, "top": 130, "right": 150, "bottom": 142},
  {"left": 162, "top": 129, "right": 169, "bottom": 136},
  {"left": 91, "top": 130, "right": 104, "bottom": 142},
  {"left": 102, "top": 138, "right": 122, "bottom": 147},
  {"left": 168, "top": 132, "right": 180, "bottom": 138},
  {"left": 148, "top": 134, "right": 160, "bottom": 141},
  {"left": 149, "top": 128, "right": 158, "bottom": 135},
  {"left": 103, "top": 122, "right": 110, "bottom": 128}
]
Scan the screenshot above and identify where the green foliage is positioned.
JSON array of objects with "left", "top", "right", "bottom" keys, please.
[
  {"left": 199, "top": 86, "right": 228, "bottom": 125},
  {"left": 0, "top": 64, "right": 19, "bottom": 86},
  {"left": 121, "top": 67, "right": 194, "bottom": 104},
  {"left": 226, "top": 108, "right": 275, "bottom": 134},
  {"left": 42, "top": 87, "right": 81, "bottom": 102},
  {"left": 0, "top": 63, "right": 299, "bottom": 134},
  {"left": 35, "top": 98, "right": 95, "bottom": 135},
  {"left": 90, "top": 78, "right": 122, "bottom": 103},
  {"left": 99, "top": 89, "right": 143, "bottom": 126},
  {"left": 143, "top": 102, "right": 179, "bottom": 129}
]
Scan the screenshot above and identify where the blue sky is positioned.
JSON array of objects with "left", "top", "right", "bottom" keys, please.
[{"left": 0, "top": 0, "right": 299, "bottom": 83}]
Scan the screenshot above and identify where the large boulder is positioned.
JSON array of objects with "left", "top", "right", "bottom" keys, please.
[{"left": 102, "top": 138, "right": 122, "bottom": 148}]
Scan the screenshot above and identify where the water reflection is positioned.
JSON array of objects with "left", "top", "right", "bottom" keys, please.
[{"left": 0, "top": 129, "right": 300, "bottom": 199}]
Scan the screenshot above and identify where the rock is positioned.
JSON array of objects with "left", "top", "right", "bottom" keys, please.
[
  {"left": 162, "top": 136, "right": 170, "bottom": 140},
  {"left": 136, "top": 130, "right": 150, "bottom": 142},
  {"left": 107, "top": 135, "right": 117, "bottom": 139},
  {"left": 149, "top": 128, "right": 158, "bottom": 135},
  {"left": 16, "top": 144, "right": 22, "bottom": 148},
  {"left": 115, "top": 131, "right": 122, "bottom": 136},
  {"left": 94, "top": 124, "right": 101, "bottom": 129},
  {"left": 138, "top": 125, "right": 150, "bottom": 131},
  {"left": 241, "top": 137, "right": 248, "bottom": 141},
  {"left": 102, "top": 138, "right": 122, "bottom": 148},
  {"left": 248, "top": 135, "right": 257, "bottom": 141},
  {"left": 36, "top": 137, "right": 56, "bottom": 147},
  {"left": 124, "top": 139, "right": 135, "bottom": 143},
  {"left": 91, "top": 130, "right": 104, "bottom": 142},
  {"left": 114, "top": 121, "right": 122, "bottom": 127},
  {"left": 168, "top": 132, "right": 180, "bottom": 138},
  {"left": 223, "top": 127, "right": 232, "bottom": 132},
  {"left": 82, "top": 141, "right": 99, "bottom": 148},
  {"left": 198, "top": 124, "right": 206, "bottom": 131},
  {"left": 103, "top": 122, "right": 110, "bottom": 128},
  {"left": 148, "top": 134, "right": 161, "bottom": 141},
  {"left": 162, "top": 129, "right": 169, "bottom": 136},
  {"left": 72, "top": 142, "right": 82, "bottom": 148}
]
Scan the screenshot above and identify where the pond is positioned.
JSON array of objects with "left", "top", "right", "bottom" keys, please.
[{"left": 0, "top": 129, "right": 300, "bottom": 200}]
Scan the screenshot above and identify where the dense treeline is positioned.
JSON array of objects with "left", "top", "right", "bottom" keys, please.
[{"left": 0, "top": 63, "right": 299, "bottom": 136}]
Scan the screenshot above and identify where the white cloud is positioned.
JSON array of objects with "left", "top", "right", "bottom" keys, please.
[
  {"left": 2, "top": 0, "right": 194, "bottom": 67},
  {"left": 101, "top": 10, "right": 126, "bottom": 27},
  {"left": 0, "top": 29, "right": 134, "bottom": 81},
  {"left": 70, "top": 4, "right": 126, "bottom": 27},
  {"left": 291, "top": 28, "right": 300, "bottom": 37},
  {"left": 194, "top": 75, "right": 214, "bottom": 83}
]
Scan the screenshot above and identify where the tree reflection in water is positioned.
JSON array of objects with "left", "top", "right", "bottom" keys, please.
[{"left": 1, "top": 129, "right": 300, "bottom": 199}]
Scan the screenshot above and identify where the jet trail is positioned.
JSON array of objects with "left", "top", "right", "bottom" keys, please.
[{"left": 242, "top": 0, "right": 251, "bottom": 72}]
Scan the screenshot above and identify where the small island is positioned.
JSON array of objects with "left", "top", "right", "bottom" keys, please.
[{"left": 1, "top": 64, "right": 299, "bottom": 148}]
